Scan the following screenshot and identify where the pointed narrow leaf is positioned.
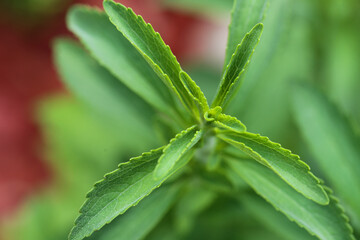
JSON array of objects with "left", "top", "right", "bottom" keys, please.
[
  {"left": 103, "top": 0, "right": 200, "bottom": 118},
  {"left": 88, "top": 184, "right": 182, "bottom": 240},
  {"left": 69, "top": 147, "right": 192, "bottom": 240},
  {"left": 292, "top": 84, "right": 360, "bottom": 222},
  {"left": 67, "top": 6, "right": 176, "bottom": 116},
  {"left": 154, "top": 126, "right": 202, "bottom": 179},
  {"left": 180, "top": 71, "right": 209, "bottom": 118},
  {"left": 212, "top": 23, "right": 264, "bottom": 108},
  {"left": 217, "top": 131, "right": 328, "bottom": 204},
  {"left": 225, "top": 158, "right": 355, "bottom": 240},
  {"left": 224, "top": 0, "right": 268, "bottom": 67}
]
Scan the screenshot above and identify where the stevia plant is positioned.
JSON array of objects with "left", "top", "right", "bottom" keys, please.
[{"left": 55, "top": 0, "right": 356, "bottom": 240}]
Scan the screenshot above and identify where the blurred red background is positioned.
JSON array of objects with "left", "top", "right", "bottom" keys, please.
[{"left": 0, "top": 0, "right": 214, "bottom": 220}]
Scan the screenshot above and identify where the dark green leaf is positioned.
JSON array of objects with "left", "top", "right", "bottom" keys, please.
[
  {"left": 225, "top": 158, "right": 355, "bottom": 240},
  {"left": 103, "top": 0, "right": 202, "bottom": 119},
  {"left": 88, "top": 184, "right": 182, "bottom": 240},
  {"left": 217, "top": 131, "right": 328, "bottom": 204},
  {"left": 69, "top": 147, "right": 192, "bottom": 240},
  {"left": 292, "top": 84, "right": 360, "bottom": 223},
  {"left": 212, "top": 23, "right": 263, "bottom": 108}
]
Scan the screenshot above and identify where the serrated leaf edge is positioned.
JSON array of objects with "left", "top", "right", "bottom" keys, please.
[
  {"left": 154, "top": 125, "right": 202, "bottom": 179},
  {"left": 66, "top": 5, "right": 177, "bottom": 116},
  {"left": 104, "top": 0, "right": 197, "bottom": 118},
  {"left": 69, "top": 147, "right": 168, "bottom": 240},
  {"left": 213, "top": 113, "right": 247, "bottom": 132},
  {"left": 217, "top": 131, "right": 329, "bottom": 204},
  {"left": 225, "top": 159, "right": 355, "bottom": 240},
  {"left": 212, "top": 23, "right": 263, "bottom": 108},
  {"left": 179, "top": 71, "right": 209, "bottom": 118}
]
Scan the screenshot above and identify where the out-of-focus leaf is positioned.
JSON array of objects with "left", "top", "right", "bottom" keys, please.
[
  {"left": 67, "top": 6, "right": 177, "bottom": 117},
  {"left": 227, "top": 0, "right": 292, "bottom": 133},
  {"left": 224, "top": 0, "right": 268, "bottom": 68},
  {"left": 4, "top": 97, "right": 131, "bottom": 240},
  {"left": 241, "top": 193, "right": 317, "bottom": 240},
  {"left": 212, "top": 23, "right": 263, "bottom": 109},
  {"left": 174, "top": 185, "right": 216, "bottom": 234},
  {"left": 53, "top": 39, "right": 154, "bottom": 140},
  {"left": 291, "top": 84, "right": 360, "bottom": 223},
  {"left": 162, "top": 0, "right": 233, "bottom": 18},
  {"left": 87, "top": 184, "right": 182, "bottom": 240},
  {"left": 104, "top": 0, "right": 202, "bottom": 119},
  {"left": 69, "top": 147, "right": 193, "bottom": 240},
  {"left": 225, "top": 158, "right": 355, "bottom": 240},
  {"left": 218, "top": 131, "right": 328, "bottom": 204},
  {"left": 154, "top": 126, "right": 202, "bottom": 179},
  {"left": 186, "top": 65, "right": 221, "bottom": 104}
]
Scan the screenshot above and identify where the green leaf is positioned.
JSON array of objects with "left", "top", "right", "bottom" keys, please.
[
  {"left": 225, "top": 158, "right": 355, "bottom": 240},
  {"left": 103, "top": 0, "right": 201, "bottom": 119},
  {"left": 212, "top": 23, "right": 264, "bottom": 108},
  {"left": 224, "top": 0, "right": 268, "bottom": 67},
  {"left": 206, "top": 106, "right": 246, "bottom": 132},
  {"left": 154, "top": 126, "right": 202, "bottom": 179},
  {"left": 241, "top": 194, "right": 317, "bottom": 240},
  {"left": 69, "top": 147, "right": 192, "bottom": 240},
  {"left": 179, "top": 71, "right": 209, "bottom": 118},
  {"left": 217, "top": 131, "right": 328, "bottom": 204},
  {"left": 67, "top": 6, "right": 177, "bottom": 117},
  {"left": 88, "top": 184, "right": 182, "bottom": 240},
  {"left": 53, "top": 38, "right": 153, "bottom": 135},
  {"left": 174, "top": 185, "right": 216, "bottom": 234},
  {"left": 292, "top": 84, "right": 360, "bottom": 223}
]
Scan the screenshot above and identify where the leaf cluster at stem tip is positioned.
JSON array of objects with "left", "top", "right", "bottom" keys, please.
[{"left": 53, "top": 1, "right": 356, "bottom": 240}]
